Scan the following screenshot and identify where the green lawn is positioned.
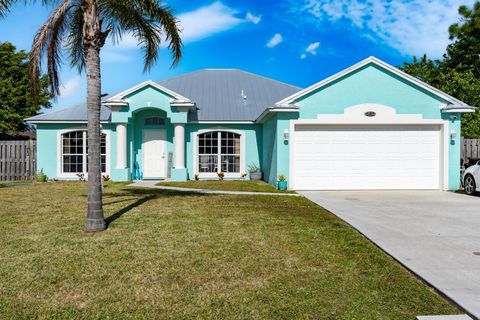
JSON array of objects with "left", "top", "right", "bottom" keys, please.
[
  {"left": 157, "top": 179, "right": 295, "bottom": 193},
  {"left": 0, "top": 182, "right": 458, "bottom": 319}
]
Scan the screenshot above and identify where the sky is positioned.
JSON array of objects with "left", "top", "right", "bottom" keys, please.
[{"left": 0, "top": 0, "right": 475, "bottom": 112}]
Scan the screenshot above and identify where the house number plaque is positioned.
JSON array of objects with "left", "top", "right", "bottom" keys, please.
[{"left": 364, "top": 111, "right": 376, "bottom": 117}]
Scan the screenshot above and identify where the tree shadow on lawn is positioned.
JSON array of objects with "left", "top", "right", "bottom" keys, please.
[{"left": 104, "top": 188, "right": 207, "bottom": 227}]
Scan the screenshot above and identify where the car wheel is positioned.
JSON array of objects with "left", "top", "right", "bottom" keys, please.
[{"left": 464, "top": 175, "right": 477, "bottom": 195}]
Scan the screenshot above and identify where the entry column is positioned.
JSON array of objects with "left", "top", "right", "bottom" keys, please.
[
  {"left": 174, "top": 123, "right": 185, "bottom": 169},
  {"left": 171, "top": 121, "right": 188, "bottom": 181},
  {"left": 116, "top": 123, "right": 127, "bottom": 169}
]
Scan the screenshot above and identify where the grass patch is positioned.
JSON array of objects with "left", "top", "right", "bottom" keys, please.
[
  {"left": 0, "top": 182, "right": 458, "bottom": 319},
  {"left": 0, "top": 180, "right": 32, "bottom": 188},
  {"left": 157, "top": 180, "right": 294, "bottom": 193}
]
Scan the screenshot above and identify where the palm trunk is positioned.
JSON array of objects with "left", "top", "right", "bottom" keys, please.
[{"left": 83, "top": 1, "right": 105, "bottom": 232}]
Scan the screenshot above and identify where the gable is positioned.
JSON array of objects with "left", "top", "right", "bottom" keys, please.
[
  {"left": 124, "top": 85, "right": 174, "bottom": 109},
  {"left": 295, "top": 63, "right": 447, "bottom": 119}
]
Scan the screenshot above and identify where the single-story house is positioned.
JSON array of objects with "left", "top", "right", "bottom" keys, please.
[{"left": 26, "top": 57, "right": 475, "bottom": 190}]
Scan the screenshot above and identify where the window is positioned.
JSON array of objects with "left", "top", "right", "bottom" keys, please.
[
  {"left": 61, "top": 131, "right": 107, "bottom": 174},
  {"left": 198, "top": 131, "right": 241, "bottom": 173},
  {"left": 144, "top": 117, "right": 165, "bottom": 125}
]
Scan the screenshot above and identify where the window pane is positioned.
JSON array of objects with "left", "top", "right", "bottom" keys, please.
[
  {"left": 62, "top": 131, "right": 107, "bottom": 174},
  {"left": 198, "top": 132, "right": 218, "bottom": 155},
  {"left": 220, "top": 132, "right": 240, "bottom": 155},
  {"left": 199, "top": 155, "right": 217, "bottom": 172},
  {"left": 63, "top": 155, "right": 83, "bottom": 173},
  {"left": 221, "top": 155, "right": 240, "bottom": 173},
  {"left": 144, "top": 117, "right": 165, "bottom": 125},
  {"left": 198, "top": 131, "right": 240, "bottom": 173},
  {"left": 62, "top": 131, "right": 85, "bottom": 173},
  {"left": 101, "top": 155, "right": 106, "bottom": 173}
]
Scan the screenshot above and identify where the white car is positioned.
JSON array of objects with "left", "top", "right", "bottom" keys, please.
[{"left": 463, "top": 160, "right": 480, "bottom": 195}]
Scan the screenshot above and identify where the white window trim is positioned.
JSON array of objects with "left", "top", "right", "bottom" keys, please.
[
  {"left": 289, "top": 104, "right": 450, "bottom": 191},
  {"left": 192, "top": 128, "right": 246, "bottom": 179},
  {"left": 57, "top": 128, "right": 111, "bottom": 179}
]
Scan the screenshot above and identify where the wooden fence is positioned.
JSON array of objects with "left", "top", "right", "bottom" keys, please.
[
  {"left": 0, "top": 140, "right": 36, "bottom": 181},
  {"left": 461, "top": 138, "right": 480, "bottom": 166}
]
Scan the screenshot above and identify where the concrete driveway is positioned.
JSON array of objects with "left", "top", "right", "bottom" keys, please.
[{"left": 300, "top": 190, "right": 480, "bottom": 319}]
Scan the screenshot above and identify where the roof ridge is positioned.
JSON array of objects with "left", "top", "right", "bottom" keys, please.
[
  {"left": 158, "top": 68, "right": 302, "bottom": 91},
  {"left": 235, "top": 69, "right": 302, "bottom": 90}
]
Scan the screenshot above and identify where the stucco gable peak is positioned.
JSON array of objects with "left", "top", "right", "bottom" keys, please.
[
  {"left": 275, "top": 56, "right": 474, "bottom": 112},
  {"left": 106, "top": 80, "right": 193, "bottom": 105}
]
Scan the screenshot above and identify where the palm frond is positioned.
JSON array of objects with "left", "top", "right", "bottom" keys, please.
[
  {"left": 142, "top": 0, "right": 182, "bottom": 67},
  {"left": 98, "top": 0, "right": 182, "bottom": 71},
  {"left": 29, "top": 0, "right": 74, "bottom": 98},
  {"left": 0, "top": 0, "right": 15, "bottom": 17},
  {"left": 67, "top": 1, "right": 86, "bottom": 71}
]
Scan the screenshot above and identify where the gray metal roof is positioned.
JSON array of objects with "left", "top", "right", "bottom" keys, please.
[
  {"left": 26, "top": 69, "right": 301, "bottom": 122},
  {"left": 158, "top": 69, "right": 301, "bottom": 121},
  {"left": 25, "top": 103, "right": 112, "bottom": 122}
]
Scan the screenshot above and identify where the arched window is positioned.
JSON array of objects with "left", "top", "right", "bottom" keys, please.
[
  {"left": 197, "top": 131, "right": 241, "bottom": 173},
  {"left": 61, "top": 130, "right": 107, "bottom": 174}
]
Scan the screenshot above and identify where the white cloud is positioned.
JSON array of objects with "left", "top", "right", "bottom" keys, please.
[
  {"left": 112, "top": 1, "right": 244, "bottom": 50},
  {"left": 177, "top": 1, "right": 244, "bottom": 43},
  {"left": 305, "top": 41, "right": 320, "bottom": 55},
  {"left": 287, "top": 0, "right": 477, "bottom": 57},
  {"left": 266, "top": 33, "right": 283, "bottom": 48},
  {"left": 59, "top": 76, "right": 81, "bottom": 98},
  {"left": 245, "top": 12, "right": 262, "bottom": 24},
  {"left": 300, "top": 41, "right": 320, "bottom": 59}
]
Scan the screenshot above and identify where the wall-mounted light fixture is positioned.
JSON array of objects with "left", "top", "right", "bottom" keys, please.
[
  {"left": 283, "top": 129, "right": 289, "bottom": 140},
  {"left": 450, "top": 129, "right": 457, "bottom": 140}
]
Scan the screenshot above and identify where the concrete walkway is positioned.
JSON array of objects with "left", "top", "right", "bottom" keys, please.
[
  {"left": 128, "top": 180, "right": 301, "bottom": 196},
  {"left": 301, "top": 190, "right": 480, "bottom": 319}
]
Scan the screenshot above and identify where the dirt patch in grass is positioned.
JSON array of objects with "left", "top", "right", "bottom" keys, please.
[{"left": 0, "top": 182, "right": 458, "bottom": 319}]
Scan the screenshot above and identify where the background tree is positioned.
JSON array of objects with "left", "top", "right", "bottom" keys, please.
[
  {"left": 1, "top": 0, "right": 182, "bottom": 232},
  {"left": 0, "top": 42, "right": 51, "bottom": 135},
  {"left": 445, "top": 2, "right": 480, "bottom": 75},
  {"left": 401, "top": 2, "right": 480, "bottom": 138}
]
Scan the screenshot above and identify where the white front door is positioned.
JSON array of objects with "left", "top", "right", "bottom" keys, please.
[
  {"left": 292, "top": 125, "right": 442, "bottom": 190},
  {"left": 142, "top": 129, "right": 166, "bottom": 179}
]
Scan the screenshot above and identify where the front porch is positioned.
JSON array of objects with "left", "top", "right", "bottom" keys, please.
[{"left": 107, "top": 81, "right": 193, "bottom": 182}]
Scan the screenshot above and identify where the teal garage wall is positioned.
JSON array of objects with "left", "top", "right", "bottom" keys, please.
[
  {"left": 185, "top": 123, "right": 262, "bottom": 180},
  {"left": 261, "top": 112, "right": 299, "bottom": 187},
  {"left": 262, "top": 114, "right": 278, "bottom": 185},
  {"left": 292, "top": 63, "right": 462, "bottom": 190}
]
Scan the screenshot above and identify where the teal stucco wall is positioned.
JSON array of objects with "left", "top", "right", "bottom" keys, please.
[
  {"left": 34, "top": 63, "right": 464, "bottom": 190},
  {"left": 262, "top": 114, "right": 277, "bottom": 185},
  {"left": 293, "top": 63, "right": 462, "bottom": 190},
  {"left": 36, "top": 123, "right": 116, "bottom": 180}
]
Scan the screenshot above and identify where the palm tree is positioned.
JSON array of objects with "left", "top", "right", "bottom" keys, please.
[{"left": 1, "top": 0, "right": 182, "bottom": 232}]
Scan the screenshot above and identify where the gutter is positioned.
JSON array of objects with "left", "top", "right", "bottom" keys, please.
[{"left": 255, "top": 105, "right": 299, "bottom": 123}]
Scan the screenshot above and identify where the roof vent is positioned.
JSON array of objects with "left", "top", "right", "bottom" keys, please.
[{"left": 241, "top": 90, "right": 247, "bottom": 100}]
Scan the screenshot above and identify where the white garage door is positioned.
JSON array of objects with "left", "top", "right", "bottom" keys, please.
[{"left": 293, "top": 125, "right": 442, "bottom": 190}]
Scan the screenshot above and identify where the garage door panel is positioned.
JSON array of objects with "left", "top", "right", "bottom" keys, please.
[{"left": 293, "top": 125, "right": 441, "bottom": 190}]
